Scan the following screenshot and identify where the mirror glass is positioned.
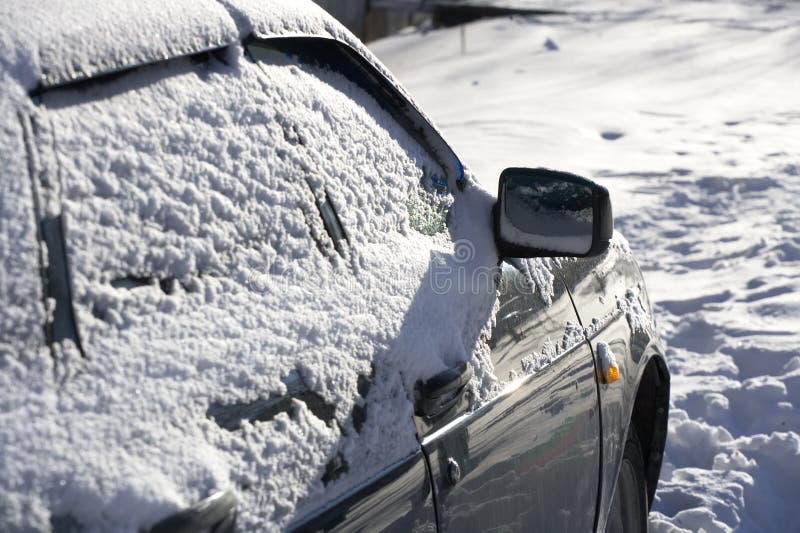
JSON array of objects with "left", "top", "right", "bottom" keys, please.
[{"left": 502, "top": 173, "right": 594, "bottom": 255}]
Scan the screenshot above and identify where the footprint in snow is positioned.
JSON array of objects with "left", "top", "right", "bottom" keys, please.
[
  {"left": 543, "top": 38, "right": 558, "bottom": 51},
  {"left": 600, "top": 130, "right": 624, "bottom": 141}
]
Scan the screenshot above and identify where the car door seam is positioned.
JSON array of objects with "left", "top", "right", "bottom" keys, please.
[
  {"left": 557, "top": 270, "right": 605, "bottom": 533},
  {"left": 419, "top": 439, "right": 442, "bottom": 533}
]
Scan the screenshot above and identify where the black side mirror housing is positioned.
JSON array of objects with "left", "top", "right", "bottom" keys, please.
[{"left": 494, "top": 167, "right": 613, "bottom": 258}]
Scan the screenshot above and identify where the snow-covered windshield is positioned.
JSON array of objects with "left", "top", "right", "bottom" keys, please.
[{"left": 20, "top": 41, "right": 460, "bottom": 530}]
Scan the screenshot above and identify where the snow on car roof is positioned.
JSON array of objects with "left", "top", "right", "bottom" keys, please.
[
  {"left": 0, "top": 0, "right": 450, "bottom": 181},
  {"left": 0, "top": 0, "right": 407, "bottom": 95},
  {"left": 0, "top": 0, "right": 238, "bottom": 90}
]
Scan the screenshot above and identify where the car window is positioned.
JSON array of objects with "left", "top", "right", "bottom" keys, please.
[
  {"left": 246, "top": 38, "right": 453, "bottom": 238},
  {"left": 35, "top": 42, "right": 458, "bottom": 529}
]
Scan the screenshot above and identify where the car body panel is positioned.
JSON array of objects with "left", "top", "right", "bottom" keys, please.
[
  {"left": 418, "top": 260, "right": 601, "bottom": 532},
  {"left": 559, "top": 239, "right": 668, "bottom": 531},
  {"left": 289, "top": 452, "right": 437, "bottom": 532}
]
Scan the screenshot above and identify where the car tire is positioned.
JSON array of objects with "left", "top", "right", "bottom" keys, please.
[{"left": 606, "top": 426, "right": 648, "bottom": 533}]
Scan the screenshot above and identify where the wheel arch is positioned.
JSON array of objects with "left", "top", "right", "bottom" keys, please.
[{"left": 629, "top": 352, "right": 670, "bottom": 509}]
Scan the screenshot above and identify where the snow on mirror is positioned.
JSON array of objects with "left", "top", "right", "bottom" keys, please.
[
  {"left": 495, "top": 168, "right": 612, "bottom": 258},
  {"left": 505, "top": 176, "right": 593, "bottom": 253}
]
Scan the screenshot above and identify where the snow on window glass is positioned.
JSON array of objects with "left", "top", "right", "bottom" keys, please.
[
  {"left": 406, "top": 183, "right": 451, "bottom": 236},
  {"left": 18, "top": 44, "right": 460, "bottom": 530},
  {"left": 0, "top": 101, "right": 57, "bottom": 533}
]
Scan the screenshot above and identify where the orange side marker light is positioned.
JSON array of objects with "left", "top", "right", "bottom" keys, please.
[
  {"left": 603, "top": 365, "right": 620, "bottom": 384},
  {"left": 597, "top": 342, "right": 620, "bottom": 384}
]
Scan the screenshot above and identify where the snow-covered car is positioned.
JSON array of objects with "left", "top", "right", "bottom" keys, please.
[{"left": 0, "top": 1, "right": 669, "bottom": 532}]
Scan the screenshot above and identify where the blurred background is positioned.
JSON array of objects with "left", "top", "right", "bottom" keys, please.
[{"left": 313, "top": 0, "right": 563, "bottom": 41}]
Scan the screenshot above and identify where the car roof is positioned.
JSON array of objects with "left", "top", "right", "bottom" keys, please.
[
  {"left": 0, "top": 0, "right": 391, "bottom": 93},
  {"left": 1, "top": 0, "right": 456, "bottom": 187}
]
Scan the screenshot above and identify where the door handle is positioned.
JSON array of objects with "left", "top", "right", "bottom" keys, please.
[{"left": 415, "top": 362, "right": 473, "bottom": 420}]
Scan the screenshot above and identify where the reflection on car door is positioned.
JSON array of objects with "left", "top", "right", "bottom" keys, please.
[
  {"left": 290, "top": 452, "right": 436, "bottom": 532},
  {"left": 419, "top": 258, "right": 601, "bottom": 531},
  {"left": 558, "top": 247, "right": 658, "bottom": 532}
]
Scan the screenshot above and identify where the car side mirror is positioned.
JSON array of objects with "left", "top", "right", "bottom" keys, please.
[{"left": 494, "top": 167, "right": 613, "bottom": 258}]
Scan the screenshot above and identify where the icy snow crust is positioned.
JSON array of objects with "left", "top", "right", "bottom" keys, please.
[
  {"left": 0, "top": 92, "right": 51, "bottom": 529},
  {"left": 0, "top": 100, "right": 46, "bottom": 357},
  {"left": 0, "top": 0, "right": 238, "bottom": 89},
  {"left": 373, "top": 1, "right": 800, "bottom": 530},
  {"left": 0, "top": 45, "right": 500, "bottom": 531},
  {"left": 0, "top": 0, "right": 394, "bottom": 91},
  {"left": 0, "top": 0, "right": 503, "bottom": 530},
  {"left": 0, "top": 0, "right": 437, "bottom": 140}
]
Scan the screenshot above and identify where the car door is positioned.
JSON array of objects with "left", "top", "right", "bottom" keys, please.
[
  {"left": 558, "top": 245, "right": 659, "bottom": 532},
  {"left": 418, "top": 257, "right": 602, "bottom": 531}
]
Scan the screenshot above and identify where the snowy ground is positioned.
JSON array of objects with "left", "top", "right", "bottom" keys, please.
[{"left": 372, "top": 2, "right": 800, "bottom": 531}]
